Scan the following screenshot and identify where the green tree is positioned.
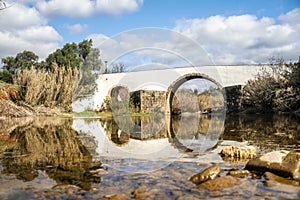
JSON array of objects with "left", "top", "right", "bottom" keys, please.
[
  {"left": 1, "top": 56, "right": 15, "bottom": 74},
  {"left": 46, "top": 42, "right": 82, "bottom": 69},
  {"left": 82, "top": 48, "right": 102, "bottom": 71},
  {"left": 0, "top": 70, "right": 13, "bottom": 83},
  {"left": 78, "top": 39, "right": 93, "bottom": 60},
  {"left": 2, "top": 50, "right": 38, "bottom": 74}
]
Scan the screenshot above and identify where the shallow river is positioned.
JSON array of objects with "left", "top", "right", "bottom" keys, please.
[{"left": 0, "top": 113, "right": 299, "bottom": 199}]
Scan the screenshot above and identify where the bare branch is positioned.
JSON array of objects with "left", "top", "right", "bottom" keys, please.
[{"left": 0, "top": 0, "right": 6, "bottom": 10}]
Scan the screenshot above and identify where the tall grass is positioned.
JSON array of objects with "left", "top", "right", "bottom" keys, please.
[{"left": 14, "top": 63, "right": 79, "bottom": 111}]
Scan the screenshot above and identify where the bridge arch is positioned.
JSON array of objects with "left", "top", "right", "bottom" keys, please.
[{"left": 165, "top": 73, "right": 224, "bottom": 115}]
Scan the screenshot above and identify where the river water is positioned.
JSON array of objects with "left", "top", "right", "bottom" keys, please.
[{"left": 0, "top": 114, "right": 299, "bottom": 199}]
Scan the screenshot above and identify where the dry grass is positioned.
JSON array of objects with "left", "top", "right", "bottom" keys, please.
[
  {"left": 14, "top": 63, "right": 79, "bottom": 111},
  {"left": 0, "top": 81, "right": 20, "bottom": 101}
]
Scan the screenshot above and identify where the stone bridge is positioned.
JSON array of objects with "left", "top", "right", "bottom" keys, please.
[{"left": 73, "top": 65, "right": 264, "bottom": 113}]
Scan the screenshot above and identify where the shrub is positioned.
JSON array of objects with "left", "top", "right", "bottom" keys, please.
[
  {"left": 241, "top": 57, "right": 300, "bottom": 113},
  {"left": 0, "top": 70, "right": 13, "bottom": 83}
]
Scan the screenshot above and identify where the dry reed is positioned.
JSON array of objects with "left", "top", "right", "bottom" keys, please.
[{"left": 14, "top": 63, "right": 79, "bottom": 111}]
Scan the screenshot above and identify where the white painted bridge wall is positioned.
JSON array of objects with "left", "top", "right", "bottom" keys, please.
[{"left": 73, "top": 65, "right": 264, "bottom": 112}]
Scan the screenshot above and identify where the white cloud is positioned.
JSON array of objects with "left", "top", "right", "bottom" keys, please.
[
  {"left": 88, "top": 28, "right": 213, "bottom": 68},
  {"left": 0, "top": 2, "right": 62, "bottom": 61},
  {"left": 95, "top": 0, "right": 143, "bottom": 15},
  {"left": 35, "top": 0, "right": 143, "bottom": 18},
  {"left": 279, "top": 8, "right": 300, "bottom": 25},
  {"left": 65, "top": 23, "right": 88, "bottom": 35},
  {"left": 89, "top": 9, "right": 300, "bottom": 67},
  {"left": 36, "top": 0, "right": 95, "bottom": 18},
  {"left": 174, "top": 9, "right": 300, "bottom": 64},
  {"left": 0, "top": 3, "right": 46, "bottom": 30},
  {"left": 0, "top": 28, "right": 62, "bottom": 60}
]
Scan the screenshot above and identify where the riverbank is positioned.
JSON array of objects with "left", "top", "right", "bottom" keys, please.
[{"left": 0, "top": 82, "right": 72, "bottom": 118}]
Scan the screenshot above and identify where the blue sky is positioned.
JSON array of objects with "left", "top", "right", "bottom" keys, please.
[{"left": 0, "top": 0, "right": 300, "bottom": 65}]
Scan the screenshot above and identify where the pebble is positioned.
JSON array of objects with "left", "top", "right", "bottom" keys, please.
[
  {"left": 189, "top": 165, "right": 220, "bottom": 185},
  {"left": 227, "top": 169, "right": 250, "bottom": 178}
]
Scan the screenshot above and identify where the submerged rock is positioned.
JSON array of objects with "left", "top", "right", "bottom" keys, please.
[
  {"left": 189, "top": 165, "right": 220, "bottom": 185},
  {"left": 199, "top": 175, "right": 240, "bottom": 190},
  {"left": 227, "top": 169, "right": 250, "bottom": 178},
  {"left": 245, "top": 150, "right": 300, "bottom": 180},
  {"left": 264, "top": 172, "right": 300, "bottom": 187},
  {"left": 132, "top": 188, "right": 160, "bottom": 199},
  {"left": 221, "top": 146, "right": 256, "bottom": 159}
]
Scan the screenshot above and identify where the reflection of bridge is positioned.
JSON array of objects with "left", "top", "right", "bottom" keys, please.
[{"left": 73, "top": 65, "right": 263, "bottom": 112}]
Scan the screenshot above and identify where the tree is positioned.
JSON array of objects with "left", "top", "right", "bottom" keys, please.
[
  {"left": 1, "top": 56, "right": 15, "bottom": 74},
  {"left": 0, "top": 70, "right": 13, "bottom": 83},
  {"left": 110, "top": 63, "right": 125, "bottom": 73},
  {"left": 46, "top": 42, "right": 82, "bottom": 69},
  {"left": 78, "top": 39, "right": 93, "bottom": 60},
  {"left": 2, "top": 50, "right": 38, "bottom": 74},
  {"left": 241, "top": 57, "right": 300, "bottom": 113},
  {"left": 75, "top": 47, "right": 103, "bottom": 99},
  {"left": 82, "top": 48, "right": 102, "bottom": 71}
]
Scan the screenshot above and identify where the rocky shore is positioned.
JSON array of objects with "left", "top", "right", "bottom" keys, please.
[{"left": 190, "top": 146, "right": 300, "bottom": 190}]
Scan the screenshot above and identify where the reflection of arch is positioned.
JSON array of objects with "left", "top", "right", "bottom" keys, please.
[
  {"left": 166, "top": 114, "right": 225, "bottom": 153},
  {"left": 165, "top": 74, "right": 225, "bottom": 153},
  {"left": 165, "top": 73, "right": 224, "bottom": 115}
]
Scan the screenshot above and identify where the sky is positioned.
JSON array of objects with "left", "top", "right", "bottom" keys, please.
[{"left": 0, "top": 0, "right": 300, "bottom": 67}]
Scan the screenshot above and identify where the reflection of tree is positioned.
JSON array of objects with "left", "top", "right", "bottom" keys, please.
[
  {"left": 224, "top": 114, "right": 300, "bottom": 152},
  {"left": 0, "top": 118, "right": 101, "bottom": 190},
  {"left": 99, "top": 113, "right": 223, "bottom": 153},
  {"left": 99, "top": 114, "right": 167, "bottom": 146}
]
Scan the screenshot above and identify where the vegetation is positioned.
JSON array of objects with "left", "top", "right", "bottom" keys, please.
[
  {"left": 0, "top": 39, "right": 103, "bottom": 115},
  {"left": 0, "top": 70, "right": 13, "bottom": 83},
  {"left": 2, "top": 50, "right": 39, "bottom": 74},
  {"left": 241, "top": 57, "right": 300, "bottom": 113},
  {"left": 172, "top": 87, "right": 224, "bottom": 114},
  {"left": 14, "top": 63, "right": 79, "bottom": 111}
]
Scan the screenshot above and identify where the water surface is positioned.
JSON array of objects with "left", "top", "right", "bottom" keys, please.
[{"left": 0, "top": 114, "right": 299, "bottom": 199}]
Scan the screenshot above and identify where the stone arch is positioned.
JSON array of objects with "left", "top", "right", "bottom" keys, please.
[
  {"left": 108, "top": 85, "right": 129, "bottom": 100},
  {"left": 165, "top": 73, "right": 226, "bottom": 153},
  {"left": 104, "top": 85, "right": 130, "bottom": 112},
  {"left": 165, "top": 73, "right": 224, "bottom": 115}
]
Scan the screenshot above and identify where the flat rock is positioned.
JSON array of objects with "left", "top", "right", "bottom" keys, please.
[
  {"left": 189, "top": 165, "right": 220, "bottom": 185},
  {"left": 246, "top": 150, "right": 300, "bottom": 180},
  {"left": 199, "top": 175, "right": 240, "bottom": 190},
  {"left": 264, "top": 172, "right": 300, "bottom": 187},
  {"left": 221, "top": 146, "right": 256, "bottom": 159}
]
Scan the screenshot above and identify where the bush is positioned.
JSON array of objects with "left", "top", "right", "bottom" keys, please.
[
  {"left": 0, "top": 70, "right": 13, "bottom": 83},
  {"left": 241, "top": 57, "right": 300, "bottom": 113}
]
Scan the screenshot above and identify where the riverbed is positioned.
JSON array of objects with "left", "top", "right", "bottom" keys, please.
[{"left": 0, "top": 114, "right": 299, "bottom": 199}]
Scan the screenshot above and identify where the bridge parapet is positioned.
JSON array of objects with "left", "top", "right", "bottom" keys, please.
[{"left": 72, "top": 65, "right": 266, "bottom": 112}]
